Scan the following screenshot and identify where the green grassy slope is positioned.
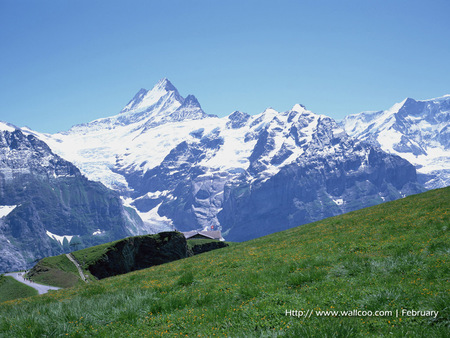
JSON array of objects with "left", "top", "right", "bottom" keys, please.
[
  {"left": 28, "top": 254, "right": 83, "bottom": 288},
  {"left": 0, "top": 187, "right": 448, "bottom": 337},
  {"left": 0, "top": 275, "right": 38, "bottom": 302}
]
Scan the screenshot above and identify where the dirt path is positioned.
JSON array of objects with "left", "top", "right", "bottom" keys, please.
[
  {"left": 5, "top": 272, "right": 60, "bottom": 295},
  {"left": 66, "top": 253, "right": 87, "bottom": 283}
]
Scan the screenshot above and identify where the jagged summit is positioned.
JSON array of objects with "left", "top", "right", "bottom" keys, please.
[
  {"left": 227, "top": 111, "right": 250, "bottom": 129},
  {"left": 181, "top": 94, "right": 202, "bottom": 109},
  {"left": 154, "top": 77, "right": 177, "bottom": 92},
  {"left": 64, "top": 78, "right": 211, "bottom": 136},
  {"left": 120, "top": 78, "right": 183, "bottom": 115},
  {"left": 61, "top": 79, "right": 213, "bottom": 136}
]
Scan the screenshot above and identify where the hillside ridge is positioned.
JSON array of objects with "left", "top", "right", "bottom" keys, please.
[{"left": 1, "top": 187, "right": 448, "bottom": 336}]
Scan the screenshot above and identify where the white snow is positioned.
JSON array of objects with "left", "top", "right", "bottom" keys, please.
[
  {"left": 0, "top": 121, "right": 16, "bottom": 132},
  {"left": 198, "top": 118, "right": 256, "bottom": 170},
  {"left": 121, "top": 78, "right": 181, "bottom": 115},
  {"left": 119, "top": 196, "right": 173, "bottom": 231},
  {"left": 0, "top": 205, "right": 17, "bottom": 218},
  {"left": 135, "top": 202, "right": 174, "bottom": 232},
  {"left": 141, "top": 190, "right": 170, "bottom": 199},
  {"left": 425, "top": 94, "right": 450, "bottom": 102},
  {"left": 92, "top": 229, "right": 104, "bottom": 236},
  {"left": 342, "top": 94, "right": 450, "bottom": 189},
  {"left": 332, "top": 198, "right": 344, "bottom": 206},
  {"left": 45, "top": 230, "right": 75, "bottom": 245},
  {"left": 377, "top": 128, "right": 403, "bottom": 151},
  {"left": 291, "top": 104, "right": 307, "bottom": 113}
]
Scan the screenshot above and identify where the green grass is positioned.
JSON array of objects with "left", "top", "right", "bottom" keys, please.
[
  {"left": 0, "top": 275, "right": 38, "bottom": 302},
  {"left": 0, "top": 187, "right": 449, "bottom": 337},
  {"left": 28, "top": 254, "right": 83, "bottom": 288}
]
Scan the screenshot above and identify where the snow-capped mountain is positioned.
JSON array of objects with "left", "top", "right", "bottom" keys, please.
[
  {"left": 26, "top": 79, "right": 423, "bottom": 241},
  {"left": 342, "top": 95, "right": 450, "bottom": 189},
  {"left": 0, "top": 122, "right": 142, "bottom": 272}
]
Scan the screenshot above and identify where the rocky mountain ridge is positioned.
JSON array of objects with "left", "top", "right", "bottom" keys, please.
[
  {"left": 342, "top": 95, "right": 450, "bottom": 189},
  {"left": 24, "top": 79, "right": 427, "bottom": 241}
]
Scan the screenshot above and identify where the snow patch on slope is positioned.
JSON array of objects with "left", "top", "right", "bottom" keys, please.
[
  {"left": 332, "top": 198, "right": 344, "bottom": 206},
  {"left": 0, "top": 205, "right": 17, "bottom": 218},
  {"left": 121, "top": 197, "right": 174, "bottom": 233},
  {"left": 45, "top": 230, "right": 76, "bottom": 245}
]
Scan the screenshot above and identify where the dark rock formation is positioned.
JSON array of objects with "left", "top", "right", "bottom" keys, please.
[
  {"left": 87, "top": 232, "right": 190, "bottom": 279},
  {"left": 188, "top": 240, "right": 229, "bottom": 255}
]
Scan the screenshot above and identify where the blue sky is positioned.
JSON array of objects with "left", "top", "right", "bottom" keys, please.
[{"left": 1, "top": 0, "right": 449, "bottom": 133}]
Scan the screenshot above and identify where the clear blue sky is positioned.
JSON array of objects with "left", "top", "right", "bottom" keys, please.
[{"left": 1, "top": 0, "right": 449, "bottom": 133}]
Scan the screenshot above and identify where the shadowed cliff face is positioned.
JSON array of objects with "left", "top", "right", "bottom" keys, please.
[{"left": 87, "top": 232, "right": 190, "bottom": 279}]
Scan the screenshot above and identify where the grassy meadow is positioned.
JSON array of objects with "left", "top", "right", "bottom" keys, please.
[
  {"left": 0, "top": 187, "right": 448, "bottom": 337},
  {"left": 0, "top": 275, "right": 38, "bottom": 303}
]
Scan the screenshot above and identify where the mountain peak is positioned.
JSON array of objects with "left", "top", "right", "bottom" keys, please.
[
  {"left": 120, "top": 79, "right": 182, "bottom": 115},
  {"left": 404, "top": 97, "right": 417, "bottom": 104},
  {"left": 182, "top": 95, "right": 201, "bottom": 109},
  {"left": 154, "top": 78, "right": 177, "bottom": 92},
  {"left": 291, "top": 103, "right": 307, "bottom": 113}
]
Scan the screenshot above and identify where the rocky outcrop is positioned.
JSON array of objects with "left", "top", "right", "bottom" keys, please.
[
  {"left": 188, "top": 240, "right": 228, "bottom": 255},
  {"left": 87, "top": 232, "right": 190, "bottom": 279}
]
